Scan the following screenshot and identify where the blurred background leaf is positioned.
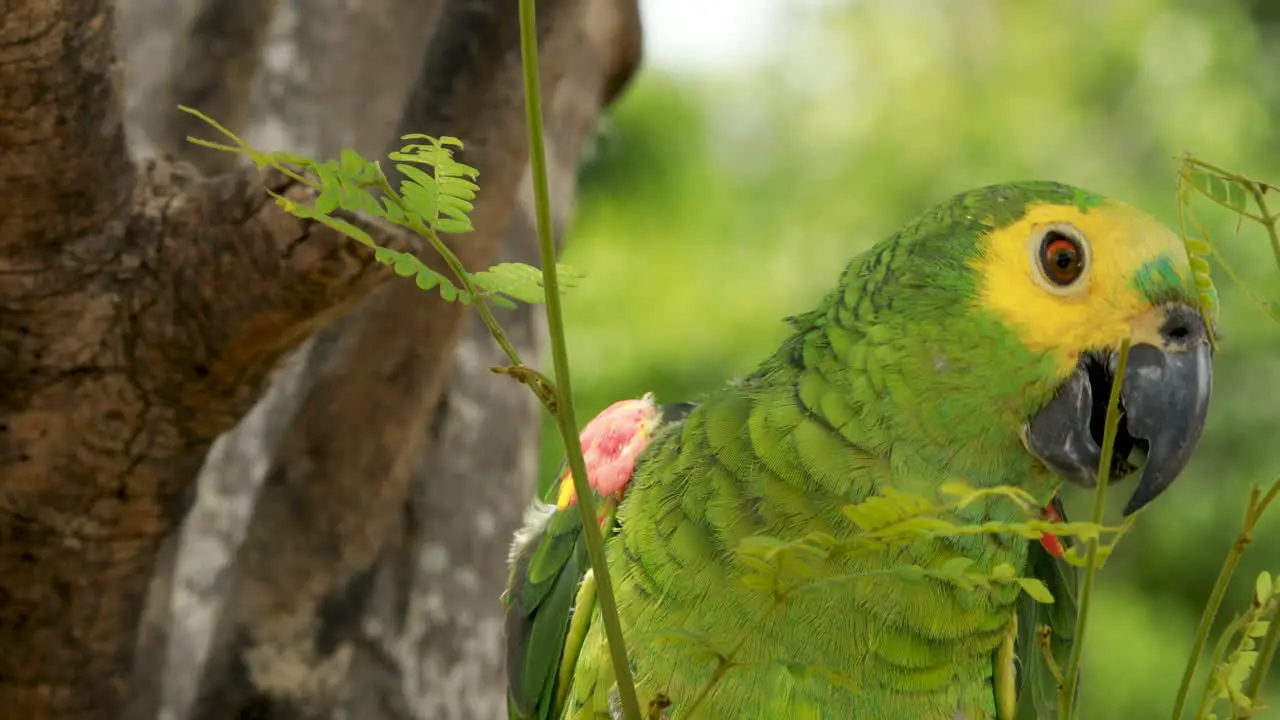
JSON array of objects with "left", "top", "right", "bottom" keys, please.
[{"left": 540, "top": 1, "right": 1280, "bottom": 716}]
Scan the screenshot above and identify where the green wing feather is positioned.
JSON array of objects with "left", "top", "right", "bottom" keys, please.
[
  {"left": 1013, "top": 494, "right": 1079, "bottom": 719},
  {"left": 505, "top": 505, "right": 592, "bottom": 719},
  {"left": 503, "top": 402, "right": 694, "bottom": 720}
]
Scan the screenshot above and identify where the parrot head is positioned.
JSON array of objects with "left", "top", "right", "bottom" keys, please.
[
  {"left": 971, "top": 184, "right": 1213, "bottom": 515},
  {"left": 828, "top": 181, "right": 1214, "bottom": 515}
]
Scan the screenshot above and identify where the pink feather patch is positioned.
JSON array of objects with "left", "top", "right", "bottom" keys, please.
[{"left": 555, "top": 396, "right": 662, "bottom": 510}]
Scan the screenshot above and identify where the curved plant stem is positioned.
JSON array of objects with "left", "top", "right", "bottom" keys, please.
[
  {"left": 1245, "top": 596, "right": 1280, "bottom": 709},
  {"left": 1169, "top": 507, "right": 1251, "bottom": 718},
  {"left": 371, "top": 167, "right": 565, "bottom": 410},
  {"left": 517, "top": 1, "right": 642, "bottom": 719},
  {"left": 1241, "top": 478, "right": 1280, "bottom": 706},
  {"left": 408, "top": 216, "right": 527, "bottom": 364},
  {"left": 1246, "top": 185, "right": 1280, "bottom": 278},
  {"left": 1169, "top": 482, "right": 1273, "bottom": 719},
  {"left": 1195, "top": 613, "right": 1252, "bottom": 718},
  {"left": 1059, "top": 339, "right": 1131, "bottom": 720},
  {"left": 680, "top": 603, "right": 777, "bottom": 718},
  {"left": 1180, "top": 156, "right": 1280, "bottom": 280}
]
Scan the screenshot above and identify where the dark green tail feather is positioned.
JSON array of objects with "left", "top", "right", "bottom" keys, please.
[{"left": 505, "top": 512, "right": 586, "bottom": 719}]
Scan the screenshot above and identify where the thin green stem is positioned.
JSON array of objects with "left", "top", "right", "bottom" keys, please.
[
  {"left": 1205, "top": 244, "right": 1279, "bottom": 327},
  {"left": 1170, "top": 478, "right": 1280, "bottom": 719},
  {"left": 1180, "top": 156, "right": 1280, "bottom": 266},
  {"left": 680, "top": 662, "right": 730, "bottom": 720},
  {"left": 1245, "top": 598, "right": 1280, "bottom": 710},
  {"left": 792, "top": 567, "right": 956, "bottom": 597},
  {"left": 1170, "top": 490, "right": 1258, "bottom": 719},
  {"left": 1181, "top": 192, "right": 1269, "bottom": 227},
  {"left": 412, "top": 217, "right": 526, "bottom": 364},
  {"left": 1246, "top": 185, "right": 1280, "bottom": 273},
  {"left": 1242, "top": 478, "right": 1280, "bottom": 706},
  {"left": 1177, "top": 177, "right": 1269, "bottom": 226},
  {"left": 1038, "top": 627, "right": 1066, "bottom": 686},
  {"left": 680, "top": 603, "right": 776, "bottom": 718},
  {"left": 178, "top": 105, "right": 321, "bottom": 188},
  {"left": 517, "top": 2, "right": 641, "bottom": 719},
  {"left": 373, "top": 172, "right": 562, "bottom": 410},
  {"left": 1183, "top": 157, "right": 1245, "bottom": 179},
  {"left": 1194, "top": 612, "right": 1251, "bottom": 719},
  {"left": 1060, "top": 339, "right": 1131, "bottom": 720}
]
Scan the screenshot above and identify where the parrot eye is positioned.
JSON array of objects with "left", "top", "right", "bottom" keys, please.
[{"left": 1037, "top": 229, "right": 1087, "bottom": 287}]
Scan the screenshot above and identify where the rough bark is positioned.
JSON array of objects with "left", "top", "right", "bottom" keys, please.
[
  {"left": 0, "top": 0, "right": 634, "bottom": 715},
  {"left": 184, "top": 0, "right": 643, "bottom": 716},
  {"left": 117, "top": 0, "right": 445, "bottom": 715},
  {"left": 107, "top": 0, "right": 643, "bottom": 717},
  {"left": 0, "top": 155, "right": 414, "bottom": 719}
]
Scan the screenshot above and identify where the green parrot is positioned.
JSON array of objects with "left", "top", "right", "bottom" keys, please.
[{"left": 504, "top": 181, "right": 1213, "bottom": 719}]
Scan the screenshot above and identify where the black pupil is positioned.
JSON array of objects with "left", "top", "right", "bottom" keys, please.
[{"left": 1042, "top": 232, "right": 1082, "bottom": 284}]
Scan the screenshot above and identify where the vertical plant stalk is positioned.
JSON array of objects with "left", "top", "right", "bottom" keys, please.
[
  {"left": 517, "top": 2, "right": 643, "bottom": 720},
  {"left": 1245, "top": 595, "right": 1280, "bottom": 707},
  {"left": 1168, "top": 482, "right": 1277, "bottom": 719},
  {"left": 1059, "top": 339, "right": 1131, "bottom": 720},
  {"left": 1193, "top": 614, "right": 1251, "bottom": 717},
  {"left": 1242, "top": 479, "right": 1280, "bottom": 706}
]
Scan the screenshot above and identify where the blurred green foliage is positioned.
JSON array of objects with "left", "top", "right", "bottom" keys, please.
[{"left": 538, "top": 0, "right": 1280, "bottom": 716}]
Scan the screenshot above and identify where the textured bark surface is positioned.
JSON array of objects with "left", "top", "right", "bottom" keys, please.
[
  {"left": 0, "top": 5, "right": 416, "bottom": 704},
  {"left": 110, "top": 0, "right": 641, "bottom": 718},
  {"left": 1, "top": 0, "right": 641, "bottom": 717}
]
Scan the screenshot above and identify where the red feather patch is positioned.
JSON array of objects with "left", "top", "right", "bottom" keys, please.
[{"left": 1038, "top": 500, "right": 1065, "bottom": 559}]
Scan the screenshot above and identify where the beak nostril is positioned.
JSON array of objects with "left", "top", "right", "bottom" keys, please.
[{"left": 1159, "top": 305, "right": 1205, "bottom": 345}]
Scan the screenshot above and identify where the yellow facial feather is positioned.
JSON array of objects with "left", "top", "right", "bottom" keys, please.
[{"left": 972, "top": 200, "right": 1192, "bottom": 373}]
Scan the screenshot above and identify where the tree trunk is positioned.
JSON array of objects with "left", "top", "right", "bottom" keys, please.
[{"left": 2, "top": 0, "right": 642, "bottom": 718}]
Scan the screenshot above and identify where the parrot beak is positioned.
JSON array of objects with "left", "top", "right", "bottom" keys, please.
[{"left": 1023, "top": 304, "right": 1213, "bottom": 515}]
